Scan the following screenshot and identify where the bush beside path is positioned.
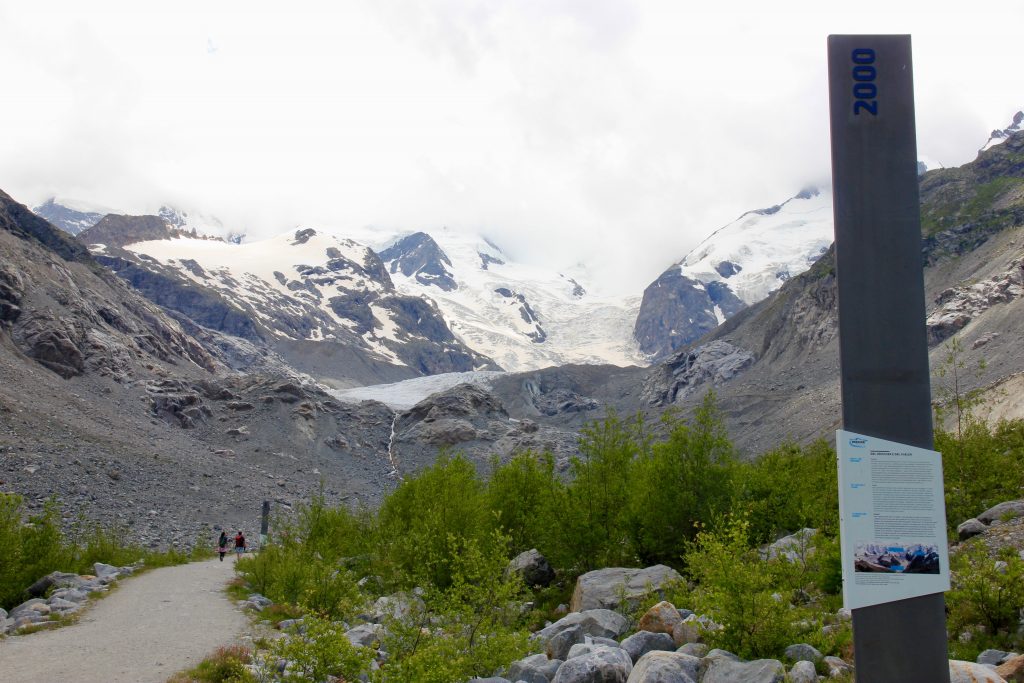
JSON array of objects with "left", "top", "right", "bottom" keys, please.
[{"left": 0, "top": 557, "right": 249, "bottom": 683}]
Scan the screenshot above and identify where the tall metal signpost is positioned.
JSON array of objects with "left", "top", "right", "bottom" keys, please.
[{"left": 827, "top": 35, "right": 951, "bottom": 682}]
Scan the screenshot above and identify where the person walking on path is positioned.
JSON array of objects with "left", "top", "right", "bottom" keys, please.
[
  {"left": 234, "top": 530, "right": 246, "bottom": 558},
  {"left": 217, "top": 531, "right": 229, "bottom": 562}
]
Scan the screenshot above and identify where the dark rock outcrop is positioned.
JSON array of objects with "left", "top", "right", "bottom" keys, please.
[
  {"left": 380, "top": 232, "right": 457, "bottom": 291},
  {"left": 633, "top": 267, "right": 745, "bottom": 360}
]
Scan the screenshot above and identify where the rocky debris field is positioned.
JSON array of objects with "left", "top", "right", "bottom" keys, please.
[{"left": 233, "top": 555, "right": 1021, "bottom": 683}]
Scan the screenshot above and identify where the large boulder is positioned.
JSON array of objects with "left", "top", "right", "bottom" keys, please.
[
  {"left": 627, "top": 650, "right": 700, "bottom": 683},
  {"left": 548, "top": 624, "right": 585, "bottom": 661},
  {"left": 552, "top": 645, "right": 633, "bottom": 683},
  {"left": 958, "top": 518, "right": 988, "bottom": 541},
  {"left": 621, "top": 631, "right": 676, "bottom": 664},
  {"left": 950, "top": 660, "right": 1008, "bottom": 682},
  {"left": 700, "top": 657, "right": 786, "bottom": 683},
  {"left": 783, "top": 643, "right": 823, "bottom": 664},
  {"left": 997, "top": 654, "right": 1024, "bottom": 681},
  {"left": 509, "top": 549, "right": 556, "bottom": 588},
  {"left": 763, "top": 529, "right": 816, "bottom": 562},
  {"left": 534, "top": 609, "right": 632, "bottom": 648},
  {"left": 978, "top": 501, "right": 1024, "bottom": 525},
  {"left": 507, "top": 653, "right": 563, "bottom": 683},
  {"left": 787, "top": 661, "right": 818, "bottom": 683},
  {"left": 570, "top": 566, "right": 683, "bottom": 613},
  {"left": 637, "top": 601, "right": 683, "bottom": 635}
]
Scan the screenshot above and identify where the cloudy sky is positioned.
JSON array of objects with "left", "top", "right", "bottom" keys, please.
[{"left": 0, "top": 1, "right": 1020, "bottom": 294}]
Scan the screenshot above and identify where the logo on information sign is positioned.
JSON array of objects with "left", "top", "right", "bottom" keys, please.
[{"left": 849, "top": 437, "right": 867, "bottom": 448}]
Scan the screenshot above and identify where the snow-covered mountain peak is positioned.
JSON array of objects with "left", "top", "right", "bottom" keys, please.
[
  {"left": 680, "top": 186, "right": 834, "bottom": 305},
  {"left": 158, "top": 204, "right": 243, "bottom": 244}
]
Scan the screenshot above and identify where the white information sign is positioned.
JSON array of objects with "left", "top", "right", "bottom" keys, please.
[{"left": 836, "top": 430, "right": 950, "bottom": 610}]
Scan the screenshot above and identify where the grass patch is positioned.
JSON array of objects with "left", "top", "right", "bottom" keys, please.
[{"left": 167, "top": 645, "right": 254, "bottom": 683}]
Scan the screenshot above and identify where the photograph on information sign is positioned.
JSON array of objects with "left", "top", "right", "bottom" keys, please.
[{"left": 853, "top": 541, "right": 941, "bottom": 574}]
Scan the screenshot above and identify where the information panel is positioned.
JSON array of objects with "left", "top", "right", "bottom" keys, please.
[{"left": 837, "top": 429, "right": 950, "bottom": 610}]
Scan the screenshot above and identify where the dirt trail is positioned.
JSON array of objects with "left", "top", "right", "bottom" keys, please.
[{"left": 0, "top": 557, "right": 250, "bottom": 683}]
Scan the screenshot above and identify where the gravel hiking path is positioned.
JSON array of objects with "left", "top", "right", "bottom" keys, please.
[{"left": 0, "top": 557, "right": 250, "bottom": 683}]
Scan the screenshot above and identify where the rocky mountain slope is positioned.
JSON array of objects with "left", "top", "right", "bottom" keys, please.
[
  {"left": 642, "top": 128, "right": 1024, "bottom": 453},
  {"left": 81, "top": 221, "right": 495, "bottom": 386},
  {"left": 31, "top": 197, "right": 109, "bottom": 236}
]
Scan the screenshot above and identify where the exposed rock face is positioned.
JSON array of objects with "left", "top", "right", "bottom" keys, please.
[
  {"left": 32, "top": 198, "right": 106, "bottom": 235},
  {"left": 380, "top": 232, "right": 457, "bottom": 291},
  {"left": 643, "top": 340, "right": 754, "bottom": 406},
  {"left": 927, "top": 258, "right": 1023, "bottom": 345},
  {"left": 0, "top": 191, "right": 216, "bottom": 380},
  {"left": 633, "top": 267, "right": 745, "bottom": 360},
  {"left": 79, "top": 214, "right": 186, "bottom": 248},
  {"left": 494, "top": 287, "right": 547, "bottom": 343}
]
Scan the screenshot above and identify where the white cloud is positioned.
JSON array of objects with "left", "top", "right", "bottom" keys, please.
[{"left": 0, "top": 0, "right": 1020, "bottom": 294}]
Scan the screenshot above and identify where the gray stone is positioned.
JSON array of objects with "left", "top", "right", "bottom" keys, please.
[
  {"left": 344, "top": 623, "right": 383, "bottom": 649},
  {"left": 93, "top": 562, "right": 119, "bottom": 577},
  {"left": 568, "top": 643, "right": 599, "bottom": 659},
  {"left": 552, "top": 645, "right": 633, "bottom": 683},
  {"left": 570, "top": 566, "right": 684, "bottom": 613},
  {"left": 676, "top": 643, "right": 707, "bottom": 658},
  {"left": 763, "top": 528, "right": 817, "bottom": 562},
  {"left": 621, "top": 631, "right": 677, "bottom": 664},
  {"left": 47, "top": 597, "right": 78, "bottom": 611},
  {"left": 627, "top": 651, "right": 700, "bottom": 683},
  {"left": 978, "top": 501, "right": 1024, "bottom": 525},
  {"left": 950, "top": 660, "right": 1006, "bottom": 682},
  {"left": 783, "top": 643, "right": 823, "bottom": 663},
  {"left": 787, "top": 660, "right": 818, "bottom": 683},
  {"left": 369, "top": 591, "right": 424, "bottom": 623},
  {"left": 507, "top": 653, "right": 563, "bottom": 683},
  {"left": 509, "top": 549, "right": 556, "bottom": 588},
  {"left": 533, "top": 609, "right": 632, "bottom": 647},
  {"left": 468, "top": 678, "right": 511, "bottom": 683},
  {"left": 822, "top": 656, "right": 852, "bottom": 677},
  {"left": 958, "top": 518, "right": 988, "bottom": 541},
  {"left": 703, "top": 649, "right": 741, "bottom": 663},
  {"left": 9, "top": 598, "right": 48, "bottom": 619},
  {"left": 27, "top": 571, "right": 86, "bottom": 597},
  {"left": 548, "top": 624, "right": 585, "bottom": 661},
  {"left": 248, "top": 593, "right": 273, "bottom": 607},
  {"left": 670, "top": 620, "right": 702, "bottom": 647},
  {"left": 978, "top": 649, "right": 1010, "bottom": 666},
  {"left": 0, "top": 608, "right": 6, "bottom": 620},
  {"left": 700, "top": 657, "right": 785, "bottom": 683}
]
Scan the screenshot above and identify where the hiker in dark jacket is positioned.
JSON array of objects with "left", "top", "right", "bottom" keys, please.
[
  {"left": 218, "top": 531, "right": 229, "bottom": 562},
  {"left": 234, "top": 531, "right": 246, "bottom": 557}
]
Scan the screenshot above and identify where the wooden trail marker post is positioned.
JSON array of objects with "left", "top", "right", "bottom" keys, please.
[{"left": 827, "top": 35, "right": 951, "bottom": 683}]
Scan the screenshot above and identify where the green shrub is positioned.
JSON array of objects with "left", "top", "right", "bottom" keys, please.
[
  {"left": 947, "top": 543, "right": 1024, "bottom": 660},
  {"left": 628, "top": 393, "right": 736, "bottom": 564},
  {"left": 737, "top": 440, "right": 838, "bottom": 544},
  {"left": 377, "top": 453, "right": 489, "bottom": 588},
  {"left": 684, "top": 515, "right": 798, "bottom": 659},
  {"left": 374, "top": 532, "right": 530, "bottom": 682},
  {"left": 485, "top": 451, "right": 565, "bottom": 559},
  {"left": 264, "top": 614, "right": 374, "bottom": 682}
]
